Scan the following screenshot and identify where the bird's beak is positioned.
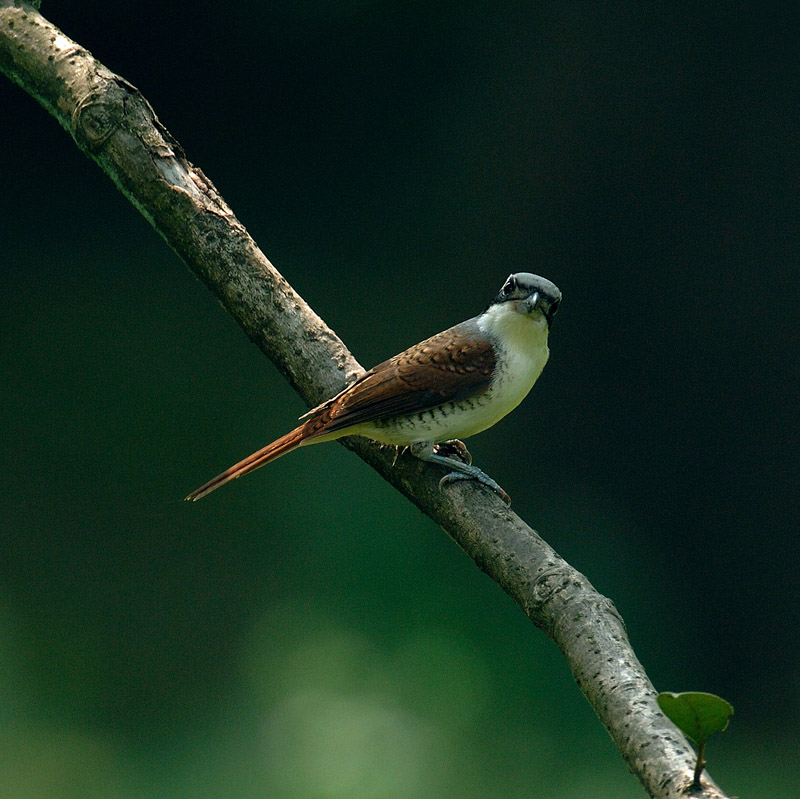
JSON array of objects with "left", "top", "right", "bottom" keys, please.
[{"left": 522, "top": 291, "right": 540, "bottom": 314}]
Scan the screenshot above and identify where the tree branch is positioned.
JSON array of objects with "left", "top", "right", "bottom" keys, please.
[{"left": 0, "top": 3, "right": 729, "bottom": 796}]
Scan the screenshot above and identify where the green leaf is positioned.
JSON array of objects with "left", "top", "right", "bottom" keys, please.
[{"left": 657, "top": 691, "right": 734, "bottom": 743}]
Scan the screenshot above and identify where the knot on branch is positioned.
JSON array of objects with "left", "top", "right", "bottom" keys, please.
[
  {"left": 530, "top": 565, "right": 578, "bottom": 602},
  {"left": 527, "top": 565, "right": 625, "bottom": 634},
  {"left": 527, "top": 565, "right": 579, "bottom": 621},
  {"left": 71, "top": 87, "right": 122, "bottom": 152}
]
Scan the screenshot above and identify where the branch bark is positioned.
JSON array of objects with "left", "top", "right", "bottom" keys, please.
[{"left": 1, "top": 3, "right": 729, "bottom": 796}]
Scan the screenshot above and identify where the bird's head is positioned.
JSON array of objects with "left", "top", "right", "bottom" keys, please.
[{"left": 491, "top": 273, "right": 562, "bottom": 328}]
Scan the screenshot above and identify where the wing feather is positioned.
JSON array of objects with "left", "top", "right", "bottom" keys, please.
[{"left": 304, "top": 319, "right": 495, "bottom": 438}]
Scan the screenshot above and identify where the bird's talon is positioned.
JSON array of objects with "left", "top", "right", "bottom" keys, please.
[{"left": 391, "top": 445, "right": 409, "bottom": 467}]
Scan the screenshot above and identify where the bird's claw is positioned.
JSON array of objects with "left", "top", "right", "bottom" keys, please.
[{"left": 391, "top": 445, "right": 410, "bottom": 467}]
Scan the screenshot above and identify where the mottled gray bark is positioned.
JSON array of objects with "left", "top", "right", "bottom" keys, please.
[{"left": 0, "top": 3, "right": 730, "bottom": 796}]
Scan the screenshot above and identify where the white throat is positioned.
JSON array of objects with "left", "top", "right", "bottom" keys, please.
[{"left": 478, "top": 302, "right": 550, "bottom": 365}]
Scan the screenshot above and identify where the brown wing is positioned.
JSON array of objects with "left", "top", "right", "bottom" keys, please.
[{"left": 304, "top": 318, "right": 495, "bottom": 438}]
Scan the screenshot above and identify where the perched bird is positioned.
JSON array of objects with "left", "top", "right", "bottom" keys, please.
[{"left": 186, "top": 272, "right": 561, "bottom": 503}]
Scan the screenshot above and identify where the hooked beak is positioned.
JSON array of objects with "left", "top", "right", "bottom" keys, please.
[
  {"left": 522, "top": 290, "right": 560, "bottom": 328},
  {"left": 522, "top": 291, "right": 540, "bottom": 314}
]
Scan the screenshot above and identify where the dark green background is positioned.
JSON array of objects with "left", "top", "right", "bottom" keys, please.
[{"left": 2, "top": 2, "right": 798, "bottom": 796}]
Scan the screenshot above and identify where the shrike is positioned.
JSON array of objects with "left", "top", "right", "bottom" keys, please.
[{"left": 186, "top": 272, "right": 561, "bottom": 503}]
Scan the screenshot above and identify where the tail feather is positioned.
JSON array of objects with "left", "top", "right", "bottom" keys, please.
[{"left": 185, "top": 425, "right": 307, "bottom": 501}]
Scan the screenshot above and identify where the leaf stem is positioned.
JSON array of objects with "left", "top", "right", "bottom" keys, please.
[{"left": 692, "top": 740, "right": 707, "bottom": 791}]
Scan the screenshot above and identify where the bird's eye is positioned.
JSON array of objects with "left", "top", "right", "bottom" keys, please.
[{"left": 503, "top": 278, "right": 516, "bottom": 296}]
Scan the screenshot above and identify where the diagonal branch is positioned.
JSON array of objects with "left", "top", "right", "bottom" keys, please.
[{"left": 0, "top": 3, "right": 729, "bottom": 796}]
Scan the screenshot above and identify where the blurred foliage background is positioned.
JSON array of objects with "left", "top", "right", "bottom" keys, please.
[{"left": 1, "top": 2, "right": 798, "bottom": 797}]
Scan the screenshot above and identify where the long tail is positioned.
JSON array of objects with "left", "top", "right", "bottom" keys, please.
[{"left": 185, "top": 425, "right": 307, "bottom": 501}]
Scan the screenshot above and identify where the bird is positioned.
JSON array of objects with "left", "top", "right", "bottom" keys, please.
[{"left": 185, "top": 272, "right": 561, "bottom": 503}]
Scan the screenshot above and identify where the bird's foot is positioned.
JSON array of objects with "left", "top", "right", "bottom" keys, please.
[
  {"left": 433, "top": 439, "right": 472, "bottom": 465},
  {"left": 409, "top": 443, "right": 510, "bottom": 504}
]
